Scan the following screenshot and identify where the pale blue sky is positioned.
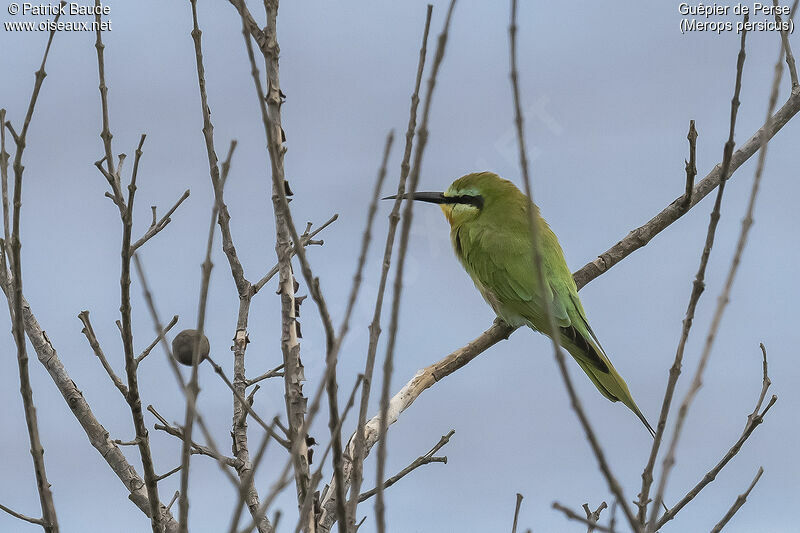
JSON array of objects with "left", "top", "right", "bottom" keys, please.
[{"left": 1, "top": 1, "right": 798, "bottom": 532}]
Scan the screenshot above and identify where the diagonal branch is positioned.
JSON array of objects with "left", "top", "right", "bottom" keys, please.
[
  {"left": 648, "top": 22, "right": 785, "bottom": 528},
  {"left": 6, "top": 7, "right": 65, "bottom": 531},
  {"left": 0, "top": 272, "right": 179, "bottom": 531},
  {"left": 709, "top": 467, "right": 764, "bottom": 533},
  {"left": 375, "top": 4, "right": 457, "bottom": 533},
  {"left": 78, "top": 310, "right": 129, "bottom": 398},
  {"left": 638, "top": 19, "right": 749, "bottom": 524},
  {"left": 343, "top": 8, "right": 433, "bottom": 530},
  {"left": 358, "top": 430, "right": 453, "bottom": 503},
  {"left": 0, "top": 502, "right": 45, "bottom": 527},
  {"left": 130, "top": 189, "right": 191, "bottom": 252},
  {"left": 654, "top": 344, "right": 776, "bottom": 530},
  {"left": 510, "top": 1, "right": 638, "bottom": 530}
]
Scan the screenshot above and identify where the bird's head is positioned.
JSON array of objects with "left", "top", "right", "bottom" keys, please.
[{"left": 383, "top": 171, "right": 524, "bottom": 227}]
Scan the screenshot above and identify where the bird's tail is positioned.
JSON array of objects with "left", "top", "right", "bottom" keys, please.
[{"left": 559, "top": 324, "right": 655, "bottom": 438}]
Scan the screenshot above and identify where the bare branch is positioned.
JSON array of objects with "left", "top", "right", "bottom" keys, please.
[
  {"left": 166, "top": 492, "right": 180, "bottom": 514},
  {"left": 112, "top": 134, "right": 164, "bottom": 533},
  {"left": 649, "top": 21, "right": 783, "bottom": 527},
  {"left": 0, "top": 502, "right": 45, "bottom": 527},
  {"left": 639, "top": 20, "right": 749, "bottom": 525},
  {"left": 112, "top": 438, "right": 140, "bottom": 446},
  {"left": 228, "top": 428, "right": 278, "bottom": 533},
  {"left": 709, "top": 467, "right": 764, "bottom": 533},
  {"left": 376, "top": 4, "right": 456, "bottom": 533},
  {"left": 773, "top": 0, "right": 798, "bottom": 88},
  {"left": 252, "top": 214, "right": 338, "bottom": 294},
  {"left": 681, "top": 120, "right": 698, "bottom": 208},
  {"left": 94, "top": 0, "right": 116, "bottom": 181},
  {"left": 0, "top": 109, "right": 10, "bottom": 261},
  {"left": 130, "top": 189, "right": 191, "bottom": 252},
  {"left": 571, "top": 90, "right": 800, "bottom": 291},
  {"left": 245, "top": 363, "right": 285, "bottom": 386},
  {"left": 512, "top": 493, "right": 523, "bottom": 533},
  {"left": 583, "top": 502, "right": 608, "bottom": 533},
  {"left": 359, "top": 430, "right": 452, "bottom": 503},
  {"left": 296, "top": 376, "right": 365, "bottom": 533},
  {"left": 78, "top": 310, "right": 129, "bottom": 398},
  {"left": 552, "top": 503, "right": 616, "bottom": 533},
  {"left": 6, "top": 7, "right": 65, "bottom": 530},
  {"left": 136, "top": 315, "right": 179, "bottom": 365},
  {"left": 204, "top": 355, "right": 291, "bottom": 449},
  {"left": 234, "top": 1, "right": 321, "bottom": 530},
  {"left": 155, "top": 466, "right": 183, "bottom": 483},
  {"left": 148, "top": 405, "right": 243, "bottom": 469},
  {"left": 320, "top": 7, "right": 437, "bottom": 528},
  {"left": 654, "top": 345, "right": 776, "bottom": 530},
  {"left": 510, "top": 1, "right": 638, "bottom": 530}
]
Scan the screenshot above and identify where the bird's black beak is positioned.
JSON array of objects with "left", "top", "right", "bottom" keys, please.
[{"left": 381, "top": 192, "right": 448, "bottom": 204}]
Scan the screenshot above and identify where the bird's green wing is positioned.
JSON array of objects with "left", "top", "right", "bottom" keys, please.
[
  {"left": 457, "top": 219, "right": 654, "bottom": 436},
  {"left": 454, "top": 223, "right": 570, "bottom": 328}
]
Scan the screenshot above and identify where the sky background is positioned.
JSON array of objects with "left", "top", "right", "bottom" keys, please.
[{"left": 1, "top": 1, "right": 798, "bottom": 532}]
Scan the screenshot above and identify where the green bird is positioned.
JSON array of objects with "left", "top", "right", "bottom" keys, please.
[{"left": 390, "top": 171, "right": 654, "bottom": 436}]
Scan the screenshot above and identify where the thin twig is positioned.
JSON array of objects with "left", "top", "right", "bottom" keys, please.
[
  {"left": 709, "top": 467, "right": 764, "bottom": 533},
  {"left": 583, "top": 502, "right": 608, "bottom": 533},
  {"left": 359, "top": 430, "right": 452, "bottom": 503},
  {"left": 0, "top": 108, "right": 10, "bottom": 261},
  {"left": 178, "top": 6, "right": 230, "bottom": 525},
  {"left": 205, "top": 355, "right": 291, "bottom": 449},
  {"left": 232, "top": 3, "right": 315, "bottom": 531},
  {"left": 166, "top": 492, "right": 180, "bottom": 514},
  {"left": 649, "top": 20, "right": 782, "bottom": 528},
  {"left": 112, "top": 439, "right": 140, "bottom": 446},
  {"left": 773, "top": 0, "right": 798, "bottom": 88},
  {"left": 148, "top": 405, "right": 244, "bottom": 479},
  {"left": 252, "top": 214, "right": 338, "bottom": 294},
  {"left": 512, "top": 493, "right": 523, "bottom": 533},
  {"left": 552, "top": 503, "right": 615, "bottom": 533},
  {"left": 311, "top": 126, "right": 394, "bottom": 530},
  {"left": 131, "top": 190, "right": 191, "bottom": 252},
  {"left": 295, "top": 376, "right": 365, "bottom": 533},
  {"left": 78, "top": 310, "right": 129, "bottom": 398},
  {"left": 0, "top": 502, "right": 45, "bottom": 527},
  {"left": 134, "top": 253, "right": 257, "bottom": 531},
  {"left": 237, "top": 5, "right": 347, "bottom": 526},
  {"left": 156, "top": 465, "right": 183, "bottom": 482},
  {"left": 376, "top": 4, "right": 456, "bottom": 533},
  {"left": 113, "top": 134, "right": 162, "bottom": 533},
  {"left": 682, "top": 120, "right": 698, "bottom": 208},
  {"left": 94, "top": 0, "right": 115, "bottom": 182},
  {"left": 510, "top": 1, "right": 638, "bottom": 530},
  {"left": 7, "top": 8, "right": 65, "bottom": 530},
  {"left": 227, "top": 428, "right": 277, "bottom": 533},
  {"left": 654, "top": 345, "right": 776, "bottom": 530},
  {"left": 638, "top": 21, "right": 748, "bottom": 525},
  {"left": 245, "top": 364, "right": 285, "bottom": 386},
  {"left": 344, "top": 8, "right": 433, "bottom": 531},
  {"left": 136, "top": 315, "right": 179, "bottom": 365}
]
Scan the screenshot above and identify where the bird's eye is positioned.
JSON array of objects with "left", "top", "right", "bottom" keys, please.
[{"left": 457, "top": 195, "right": 483, "bottom": 209}]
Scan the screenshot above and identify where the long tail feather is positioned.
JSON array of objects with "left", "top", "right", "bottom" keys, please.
[{"left": 561, "top": 329, "right": 654, "bottom": 438}]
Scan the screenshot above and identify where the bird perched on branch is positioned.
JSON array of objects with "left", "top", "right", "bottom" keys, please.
[{"left": 387, "top": 171, "right": 654, "bottom": 436}]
